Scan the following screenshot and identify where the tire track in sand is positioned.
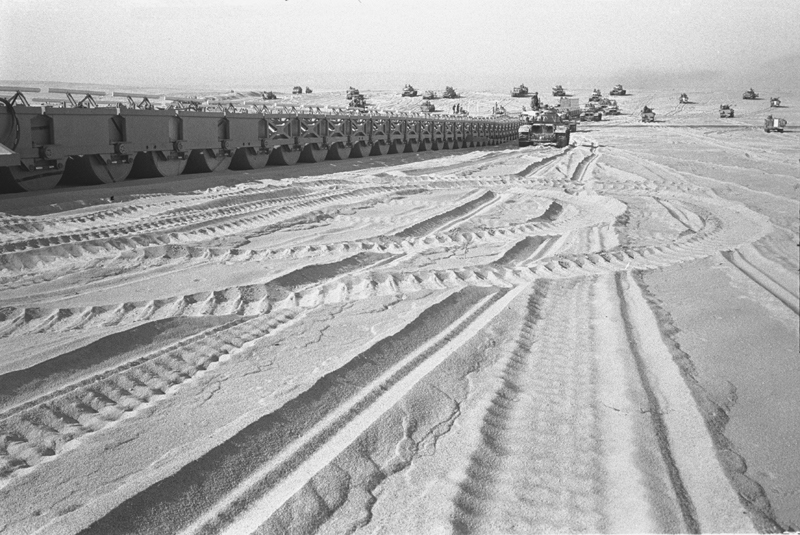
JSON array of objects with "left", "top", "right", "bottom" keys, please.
[
  {"left": 78, "top": 285, "right": 526, "bottom": 535},
  {"left": 448, "top": 278, "right": 604, "bottom": 533},
  {"left": 0, "top": 309, "right": 303, "bottom": 482}
]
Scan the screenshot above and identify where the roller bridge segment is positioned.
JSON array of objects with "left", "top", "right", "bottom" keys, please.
[{"left": 0, "top": 86, "right": 521, "bottom": 193}]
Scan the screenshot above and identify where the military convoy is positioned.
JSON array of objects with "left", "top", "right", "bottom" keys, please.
[
  {"left": 512, "top": 84, "right": 529, "bottom": 97},
  {"left": 518, "top": 109, "right": 571, "bottom": 148}
]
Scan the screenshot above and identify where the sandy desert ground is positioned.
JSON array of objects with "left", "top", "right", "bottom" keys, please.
[{"left": 0, "top": 87, "right": 797, "bottom": 534}]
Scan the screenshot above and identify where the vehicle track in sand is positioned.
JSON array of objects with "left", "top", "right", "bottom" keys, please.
[
  {"left": 0, "top": 183, "right": 769, "bottom": 338},
  {"left": 0, "top": 128, "right": 787, "bottom": 534},
  {"left": 0, "top": 309, "right": 302, "bottom": 481}
]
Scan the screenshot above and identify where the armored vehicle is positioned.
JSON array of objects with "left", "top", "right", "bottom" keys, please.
[
  {"left": 641, "top": 106, "right": 655, "bottom": 122},
  {"left": 580, "top": 103, "right": 603, "bottom": 121},
  {"left": 719, "top": 104, "right": 734, "bottom": 118},
  {"left": 679, "top": 93, "right": 689, "bottom": 104},
  {"left": 764, "top": 116, "right": 787, "bottom": 133},
  {"left": 512, "top": 84, "right": 529, "bottom": 97},
  {"left": 346, "top": 87, "right": 360, "bottom": 100},
  {"left": 420, "top": 100, "right": 435, "bottom": 113},
  {"left": 743, "top": 88, "right": 758, "bottom": 100},
  {"left": 552, "top": 85, "right": 566, "bottom": 97},
  {"left": 518, "top": 109, "right": 571, "bottom": 148},
  {"left": 292, "top": 86, "right": 303, "bottom": 94},
  {"left": 442, "top": 86, "right": 459, "bottom": 99},
  {"left": 402, "top": 84, "right": 418, "bottom": 97},
  {"left": 770, "top": 97, "right": 781, "bottom": 107},
  {"left": 610, "top": 84, "right": 627, "bottom": 96}
]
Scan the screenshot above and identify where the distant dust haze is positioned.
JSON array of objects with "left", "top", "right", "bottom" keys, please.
[{"left": 1, "top": 0, "right": 798, "bottom": 91}]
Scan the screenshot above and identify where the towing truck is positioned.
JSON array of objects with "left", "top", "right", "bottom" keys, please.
[{"left": 518, "top": 109, "right": 571, "bottom": 148}]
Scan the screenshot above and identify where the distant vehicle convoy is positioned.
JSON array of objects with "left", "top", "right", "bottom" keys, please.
[{"left": 0, "top": 80, "right": 790, "bottom": 193}]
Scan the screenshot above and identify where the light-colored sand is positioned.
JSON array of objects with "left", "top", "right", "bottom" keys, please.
[{"left": 0, "top": 87, "right": 797, "bottom": 534}]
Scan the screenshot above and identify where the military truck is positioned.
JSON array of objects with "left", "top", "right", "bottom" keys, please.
[
  {"left": 556, "top": 97, "right": 580, "bottom": 132},
  {"left": 512, "top": 84, "right": 529, "bottom": 97},
  {"left": 589, "top": 88, "right": 602, "bottom": 102},
  {"left": 641, "top": 106, "right": 655, "bottom": 122},
  {"left": 292, "top": 86, "right": 303, "bottom": 94},
  {"left": 719, "top": 104, "right": 734, "bottom": 118},
  {"left": 420, "top": 100, "right": 435, "bottom": 113},
  {"left": 518, "top": 109, "right": 571, "bottom": 148},
  {"left": 764, "top": 116, "right": 787, "bottom": 133}
]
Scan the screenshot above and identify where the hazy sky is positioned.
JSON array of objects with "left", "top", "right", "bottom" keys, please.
[{"left": 2, "top": 0, "right": 798, "bottom": 91}]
